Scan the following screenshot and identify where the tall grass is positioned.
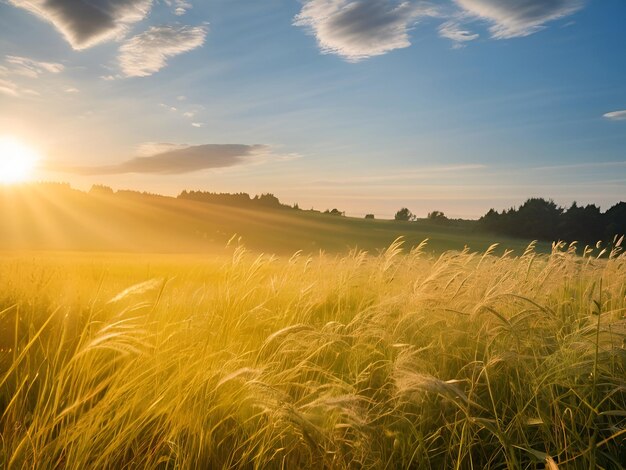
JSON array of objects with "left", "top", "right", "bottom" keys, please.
[{"left": 0, "top": 239, "right": 625, "bottom": 468}]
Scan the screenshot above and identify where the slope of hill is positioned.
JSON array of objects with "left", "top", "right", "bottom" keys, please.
[{"left": 0, "top": 184, "right": 545, "bottom": 255}]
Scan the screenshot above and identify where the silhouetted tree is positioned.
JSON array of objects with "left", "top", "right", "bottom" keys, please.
[
  {"left": 325, "top": 208, "right": 344, "bottom": 216},
  {"left": 479, "top": 198, "right": 626, "bottom": 244},
  {"left": 365, "top": 214, "right": 375, "bottom": 219},
  {"left": 480, "top": 208, "right": 502, "bottom": 232},
  {"left": 90, "top": 184, "right": 114, "bottom": 195},
  {"left": 395, "top": 208, "right": 415, "bottom": 222},
  {"left": 604, "top": 202, "right": 626, "bottom": 241},
  {"left": 254, "top": 193, "right": 281, "bottom": 207},
  {"left": 427, "top": 211, "right": 449, "bottom": 224},
  {"left": 179, "top": 190, "right": 252, "bottom": 206},
  {"left": 515, "top": 198, "right": 562, "bottom": 240},
  {"left": 560, "top": 202, "right": 603, "bottom": 244},
  {"left": 179, "top": 191, "right": 292, "bottom": 210}
]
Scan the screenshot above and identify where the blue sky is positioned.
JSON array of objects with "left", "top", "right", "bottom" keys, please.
[{"left": 0, "top": 0, "right": 624, "bottom": 218}]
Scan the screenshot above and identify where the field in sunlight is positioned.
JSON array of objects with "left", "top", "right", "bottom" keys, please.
[
  {"left": 1, "top": 240, "right": 625, "bottom": 468},
  {"left": 0, "top": 185, "right": 547, "bottom": 255}
]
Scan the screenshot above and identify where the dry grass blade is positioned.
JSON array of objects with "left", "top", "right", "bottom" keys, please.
[{"left": 0, "top": 239, "right": 624, "bottom": 469}]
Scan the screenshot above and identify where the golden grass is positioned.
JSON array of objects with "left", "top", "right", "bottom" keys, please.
[{"left": 0, "top": 239, "right": 625, "bottom": 468}]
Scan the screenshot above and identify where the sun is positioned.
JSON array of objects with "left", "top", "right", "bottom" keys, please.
[{"left": 0, "top": 136, "right": 39, "bottom": 184}]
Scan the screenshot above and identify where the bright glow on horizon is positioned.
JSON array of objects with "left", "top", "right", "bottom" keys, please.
[{"left": 0, "top": 136, "right": 39, "bottom": 184}]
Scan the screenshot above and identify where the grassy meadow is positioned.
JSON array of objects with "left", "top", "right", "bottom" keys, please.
[
  {"left": 1, "top": 239, "right": 625, "bottom": 469},
  {"left": 0, "top": 185, "right": 548, "bottom": 255}
]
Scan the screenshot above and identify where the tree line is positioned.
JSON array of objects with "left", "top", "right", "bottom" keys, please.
[
  {"left": 178, "top": 190, "right": 291, "bottom": 209},
  {"left": 479, "top": 198, "right": 626, "bottom": 244},
  {"left": 178, "top": 190, "right": 348, "bottom": 215},
  {"left": 394, "top": 208, "right": 450, "bottom": 224}
]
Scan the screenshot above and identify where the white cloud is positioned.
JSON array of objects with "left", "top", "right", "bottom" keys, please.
[
  {"left": 294, "top": 0, "right": 440, "bottom": 62},
  {"left": 438, "top": 20, "right": 479, "bottom": 47},
  {"left": 603, "top": 110, "right": 626, "bottom": 121},
  {"left": 7, "top": 0, "right": 153, "bottom": 49},
  {"left": 65, "top": 87, "right": 80, "bottom": 93},
  {"left": 159, "top": 103, "right": 179, "bottom": 111},
  {"left": 2, "top": 55, "right": 64, "bottom": 79},
  {"left": 0, "top": 78, "right": 38, "bottom": 97},
  {"left": 165, "top": 0, "right": 192, "bottom": 16},
  {"left": 0, "top": 55, "right": 61, "bottom": 96},
  {"left": 159, "top": 101, "right": 204, "bottom": 125},
  {"left": 454, "top": 0, "right": 584, "bottom": 38},
  {"left": 119, "top": 25, "right": 207, "bottom": 77},
  {"left": 0, "top": 78, "right": 20, "bottom": 97}
]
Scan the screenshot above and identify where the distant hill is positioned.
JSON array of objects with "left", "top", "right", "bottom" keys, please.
[{"left": 0, "top": 183, "right": 546, "bottom": 255}]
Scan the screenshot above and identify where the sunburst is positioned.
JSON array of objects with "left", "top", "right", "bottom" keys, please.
[{"left": 0, "top": 136, "right": 39, "bottom": 184}]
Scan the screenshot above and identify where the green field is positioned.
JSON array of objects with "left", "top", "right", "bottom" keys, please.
[
  {"left": 1, "top": 239, "right": 625, "bottom": 468},
  {"left": 0, "top": 185, "right": 548, "bottom": 255}
]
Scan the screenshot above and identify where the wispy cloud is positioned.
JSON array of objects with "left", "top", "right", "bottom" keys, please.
[
  {"left": 603, "top": 110, "right": 626, "bottom": 121},
  {"left": 7, "top": 0, "right": 153, "bottom": 49},
  {"left": 165, "top": 0, "right": 192, "bottom": 16},
  {"left": 0, "top": 78, "right": 20, "bottom": 97},
  {"left": 294, "top": 0, "right": 440, "bottom": 62},
  {"left": 0, "top": 77, "right": 39, "bottom": 97},
  {"left": 4, "top": 55, "right": 64, "bottom": 77},
  {"left": 54, "top": 144, "right": 270, "bottom": 175},
  {"left": 454, "top": 0, "right": 584, "bottom": 39},
  {"left": 531, "top": 161, "right": 626, "bottom": 171},
  {"left": 160, "top": 103, "right": 179, "bottom": 112},
  {"left": 0, "top": 55, "right": 70, "bottom": 97},
  {"left": 158, "top": 101, "right": 205, "bottom": 125},
  {"left": 438, "top": 20, "right": 479, "bottom": 48},
  {"left": 119, "top": 24, "right": 207, "bottom": 77}
]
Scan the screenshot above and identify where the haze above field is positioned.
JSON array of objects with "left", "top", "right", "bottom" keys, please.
[{"left": 1, "top": 0, "right": 625, "bottom": 218}]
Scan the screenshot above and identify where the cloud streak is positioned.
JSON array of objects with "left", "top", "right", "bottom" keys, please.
[
  {"left": 0, "top": 77, "right": 39, "bottom": 97},
  {"left": 165, "top": 0, "right": 192, "bottom": 16},
  {"left": 7, "top": 0, "right": 153, "bottom": 49},
  {"left": 438, "top": 20, "right": 479, "bottom": 47},
  {"left": 0, "top": 55, "right": 65, "bottom": 96},
  {"left": 603, "top": 110, "right": 626, "bottom": 121},
  {"left": 454, "top": 0, "right": 584, "bottom": 38},
  {"left": 55, "top": 144, "right": 270, "bottom": 175},
  {"left": 119, "top": 25, "right": 208, "bottom": 77},
  {"left": 5, "top": 55, "right": 64, "bottom": 77},
  {"left": 531, "top": 161, "right": 626, "bottom": 171},
  {"left": 294, "top": 0, "right": 440, "bottom": 62},
  {"left": 0, "top": 78, "right": 20, "bottom": 97}
]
